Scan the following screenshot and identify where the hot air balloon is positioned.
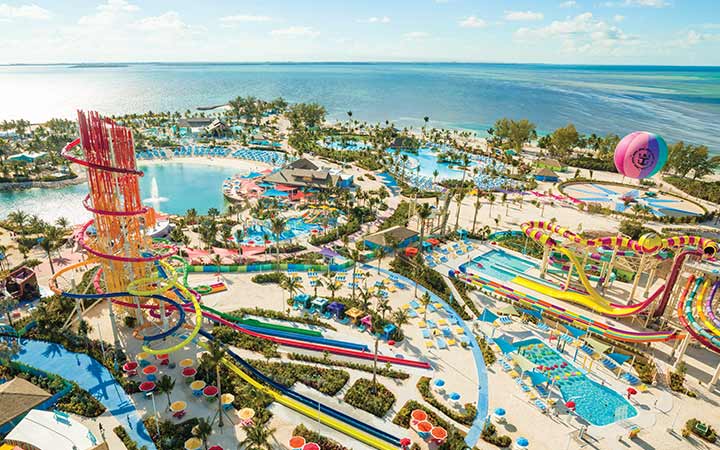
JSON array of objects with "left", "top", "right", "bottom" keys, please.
[{"left": 614, "top": 131, "right": 668, "bottom": 179}]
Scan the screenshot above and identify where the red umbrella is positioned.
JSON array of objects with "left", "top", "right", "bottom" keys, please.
[
  {"left": 182, "top": 367, "right": 197, "bottom": 378},
  {"left": 208, "top": 446, "right": 223, "bottom": 450},
  {"left": 627, "top": 387, "right": 637, "bottom": 399},
  {"left": 565, "top": 400, "right": 576, "bottom": 410},
  {"left": 400, "top": 437, "right": 412, "bottom": 448},
  {"left": 388, "top": 339, "right": 396, "bottom": 346},
  {"left": 139, "top": 381, "right": 156, "bottom": 392}
]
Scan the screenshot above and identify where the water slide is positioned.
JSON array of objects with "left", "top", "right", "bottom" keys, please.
[
  {"left": 197, "top": 330, "right": 402, "bottom": 450},
  {"left": 520, "top": 221, "right": 717, "bottom": 318},
  {"left": 456, "top": 271, "right": 679, "bottom": 343},
  {"left": 678, "top": 276, "right": 720, "bottom": 354}
]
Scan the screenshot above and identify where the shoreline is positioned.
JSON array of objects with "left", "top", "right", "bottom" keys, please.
[{"left": 137, "top": 155, "right": 272, "bottom": 174}]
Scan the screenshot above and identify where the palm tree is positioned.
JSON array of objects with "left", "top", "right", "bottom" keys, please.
[
  {"left": 487, "top": 193, "right": 496, "bottom": 218},
  {"left": 269, "top": 217, "right": 286, "bottom": 271},
  {"left": 185, "top": 208, "right": 198, "bottom": 225},
  {"left": 155, "top": 374, "right": 175, "bottom": 410},
  {"left": 453, "top": 188, "right": 466, "bottom": 233},
  {"left": 8, "top": 210, "right": 28, "bottom": 236},
  {"left": 280, "top": 275, "right": 301, "bottom": 307},
  {"left": 358, "top": 288, "right": 373, "bottom": 312},
  {"left": 0, "top": 293, "right": 18, "bottom": 326},
  {"left": 193, "top": 417, "right": 213, "bottom": 450},
  {"left": 348, "top": 248, "right": 361, "bottom": 301},
  {"left": 55, "top": 216, "right": 69, "bottom": 230},
  {"left": 323, "top": 272, "right": 339, "bottom": 300},
  {"left": 39, "top": 225, "right": 64, "bottom": 275},
  {"left": 420, "top": 291, "right": 432, "bottom": 321},
  {"left": 392, "top": 309, "right": 410, "bottom": 333},
  {"left": 374, "top": 246, "right": 387, "bottom": 274},
  {"left": 238, "top": 422, "right": 276, "bottom": 450},
  {"left": 472, "top": 189, "right": 483, "bottom": 234},
  {"left": 416, "top": 204, "right": 432, "bottom": 254},
  {"left": 432, "top": 169, "right": 439, "bottom": 185},
  {"left": 200, "top": 341, "right": 226, "bottom": 429}
]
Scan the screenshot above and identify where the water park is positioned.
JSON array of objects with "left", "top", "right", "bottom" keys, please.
[{"left": 3, "top": 104, "right": 720, "bottom": 450}]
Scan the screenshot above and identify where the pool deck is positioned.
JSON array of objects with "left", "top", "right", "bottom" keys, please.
[
  {"left": 368, "top": 265, "right": 489, "bottom": 448},
  {"left": 13, "top": 339, "right": 157, "bottom": 450}
]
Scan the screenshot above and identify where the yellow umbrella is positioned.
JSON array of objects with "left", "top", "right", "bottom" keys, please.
[
  {"left": 179, "top": 358, "right": 194, "bottom": 368},
  {"left": 136, "top": 352, "right": 149, "bottom": 361},
  {"left": 170, "top": 401, "right": 187, "bottom": 412},
  {"left": 238, "top": 408, "right": 255, "bottom": 420},
  {"left": 184, "top": 437, "right": 202, "bottom": 450},
  {"left": 221, "top": 393, "right": 235, "bottom": 405},
  {"left": 190, "top": 380, "right": 206, "bottom": 391}
]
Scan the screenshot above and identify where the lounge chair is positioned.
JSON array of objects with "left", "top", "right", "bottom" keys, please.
[
  {"left": 437, "top": 319, "right": 448, "bottom": 326},
  {"left": 407, "top": 310, "right": 418, "bottom": 318},
  {"left": 426, "top": 319, "right": 437, "bottom": 328},
  {"left": 442, "top": 327, "right": 452, "bottom": 337},
  {"left": 447, "top": 338, "right": 457, "bottom": 346},
  {"left": 437, "top": 338, "right": 448, "bottom": 349},
  {"left": 425, "top": 340, "right": 434, "bottom": 349},
  {"left": 534, "top": 400, "right": 548, "bottom": 413},
  {"left": 422, "top": 329, "right": 431, "bottom": 339}
]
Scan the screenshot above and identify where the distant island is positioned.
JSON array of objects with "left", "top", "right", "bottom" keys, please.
[{"left": 68, "top": 63, "right": 128, "bottom": 69}]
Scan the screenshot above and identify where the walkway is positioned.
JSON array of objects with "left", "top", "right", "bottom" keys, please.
[
  {"left": 366, "top": 265, "right": 489, "bottom": 448},
  {"left": 13, "top": 339, "right": 157, "bottom": 450}
]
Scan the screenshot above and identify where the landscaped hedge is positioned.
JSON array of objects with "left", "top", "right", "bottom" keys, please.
[
  {"left": 249, "top": 359, "right": 349, "bottom": 396},
  {"left": 417, "top": 377, "right": 476, "bottom": 426},
  {"left": 212, "top": 324, "right": 280, "bottom": 357},
  {"left": 476, "top": 334, "right": 497, "bottom": 366},
  {"left": 344, "top": 378, "right": 395, "bottom": 417},
  {"left": 292, "top": 423, "right": 350, "bottom": 450},
  {"left": 229, "top": 306, "right": 334, "bottom": 330},
  {"left": 683, "top": 418, "right": 718, "bottom": 442},
  {"left": 380, "top": 201, "right": 410, "bottom": 230},
  {"left": 288, "top": 353, "right": 409, "bottom": 380},
  {"left": 250, "top": 272, "right": 286, "bottom": 284},
  {"left": 143, "top": 417, "right": 199, "bottom": 450},
  {"left": 113, "top": 425, "right": 147, "bottom": 450},
  {"left": 481, "top": 422, "right": 512, "bottom": 448}
]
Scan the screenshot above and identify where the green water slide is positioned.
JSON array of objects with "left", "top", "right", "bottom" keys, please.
[{"left": 200, "top": 304, "right": 323, "bottom": 337}]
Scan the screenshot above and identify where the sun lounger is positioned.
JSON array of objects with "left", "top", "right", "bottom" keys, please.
[
  {"left": 534, "top": 400, "right": 548, "bottom": 413},
  {"left": 527, "top": 392, "right": 537, "bottom": 400},
  {"left": 437, "top": 338, "right": 448, "bottom": 349},
  {"left": 422, "top": 329, "right": 431, "bottom": 339},
  {"left": 425, "top": 340, "right": 434, "bottom": 348},
  {"left": 536, "top": 322, "right": 551, "bottom": 332},
  {"left": 447, "top": 338, "right": 457, "bottom": 346},
  {"left": 509, "top": 370, "right": 519, "bottom": 378},
  {"left": 498, "top": 316, "right": 512, "bottom": 325},
  {"left": 401, "top": 303, "right": 410, "bottom": 310},
  {"left": 437, "top": 319, "right": 448, "bottom": 326},
  {"left": 408, "top": 309, "right": 418, "bottom": 318},
  {"left": 454, "top": 326, "right": 465, "bottom": 335},
  {"left": 410, "top": 300, "right": 420, "bottom": 309},
  {"left": 442, "top": 327, "right": 452, "bottom": 337},
  {"left": 417, "top": 306, "right": 426, "bottom": 314},
  {"left": 426, "top": 319, "right": 437, "bottom": 328},
  {"left": 418, "top": 320, "right": 427, "bottom": 328}
]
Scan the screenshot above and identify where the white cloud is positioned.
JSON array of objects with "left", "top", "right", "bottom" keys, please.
[
  {"left": 515, "top": 12, "right": 634, "bottom": 54},
  {"left": 604, "top": 0, "right": 668, "bottom": 7},
  {"left": 403, "top": 31, "right": 430, "bottom": 39},
  {"left": 0, "top": 3, "right": 51, "bottom": 20},
  {"left": 505, "top": 10, "right": 544, "bottom": 21},
  {"left": 220, "top": 14, "right": 272, "bottom": 23},
  {"left": 614, "top": 14, "right": 625, "bottom": 22},
  {"left": 270, "top": 26, "right": 319, "bottom": 38},
  {"left": 134, "top": 11, "right": 190, "bottom": 32},
  {"left": 459, "top": 16, "right": 486, "bottom": 28},
  {"left": 560, "top": 1, "right": 577, "bottom": 7},
  {"left": 359, "top": 16, "right": 390, "bottom": 24},
  {"left": 669, "top": 30, "right": 719, "bottom": 47},
  {"left": 78, "top": 0, "right": 139, "bottom": 26}
]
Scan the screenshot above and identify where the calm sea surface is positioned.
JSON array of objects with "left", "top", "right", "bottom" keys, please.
[{"left": 1, "top": 63, "right": 718, "bottom": 149}]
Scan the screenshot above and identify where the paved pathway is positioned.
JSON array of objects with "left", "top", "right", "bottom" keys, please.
[
  {"left": 13, "top": 339, "right": 157, "bottom": 450},
  {"left": 367, "top": 264, "right": 489, "bottom": 448}
]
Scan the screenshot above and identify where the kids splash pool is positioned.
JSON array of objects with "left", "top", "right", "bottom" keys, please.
[
  {"left": 462, "top": 248, "right": 538, "bottom": 282},
  {"left": 516, "top": 338, "right": 637, "bottom": 426}
]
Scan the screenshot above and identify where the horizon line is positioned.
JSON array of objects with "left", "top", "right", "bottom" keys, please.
[{"left": 1, "top": 60, "right": 719, "bottom": 68}]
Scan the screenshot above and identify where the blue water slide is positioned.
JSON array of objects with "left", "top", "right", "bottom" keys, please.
[{"left": 236, "top": 324, "right": 368, "bottom": 351}]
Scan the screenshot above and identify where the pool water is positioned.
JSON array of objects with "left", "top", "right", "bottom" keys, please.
[
  {"left": 387, "top": 146, "right": 473, "bottom": 181},
  {"left": 466, "top": 248, "right": 537, "bottom": 281},
  {"left": 241, "top": 217, "right": 328, "bottom": 243},
  {"left": 516, "top": 338, "right": 637, "bottom": 426}
]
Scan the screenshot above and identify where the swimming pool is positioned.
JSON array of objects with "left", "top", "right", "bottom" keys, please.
[
  {"left": 516, "top": 338, "right": 637, "bottom": 426},
  {"left": 242, "top": 217, "right": 327, "bottom": 243},
  {"left": 464, "top": 248, "right": 537, "bottom": 282}
]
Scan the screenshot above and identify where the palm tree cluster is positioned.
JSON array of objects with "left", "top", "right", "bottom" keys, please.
[{"left": 4, "top": 210, "right": 70, "bottom": 273}]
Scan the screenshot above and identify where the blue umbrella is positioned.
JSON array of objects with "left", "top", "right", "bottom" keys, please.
[
  {"left": 516, "top": 437, "right": 529, "bottom": 448},
  {"left": 449, "top": 392, "right": 461, "bottom": 401},
  {"left": 494, "top": 408, "right": 506, "bottom": 416},
  {"left": 434, "top": 379, "right": 446, "bottom": 388}
]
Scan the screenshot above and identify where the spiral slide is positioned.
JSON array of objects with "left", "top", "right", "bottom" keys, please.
[
  {"left": 519, "top": 221, "right": 718, "bottom": 318},
  {"left": 456, "top": 271, "right": 678, "bottom": 343}
]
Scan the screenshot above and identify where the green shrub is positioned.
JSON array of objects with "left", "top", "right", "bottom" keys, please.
[
  {"left": 476, "top": 335, "right": 497, "bottom": 366},
  {"left": 632, "top": 358, "right": 655, "bottom": 385},
  {"left": 416, "top": 377, "right": 476, "bottom": 426},
  {"left": 380, "top": 201, "right": 410, "bottom": 230},
  {"left": 481, "top": 422, "right": 513, "bottom": 448},
  {"left": 287, "top": 353, "right": 409, "bottom": 379},
  {"left": 113, "top": 425, "right": 147, "bottom": 450},
  {"left": 683, "top": 418, "right": 718, "bottom": 442},
  {"left": 251, "top": 272, "right": 286, "bottom": 284},
  {"left": 249, "top": 360, "right": 349, "bottom": 396},
  {"left": 212, "top": 325, "right": 280, "bottom": 357},
  {"left": 124, "top": 315, "right": 137, "bottom": 328},
  {"left": 143, "top": 417, "right": 198, "bottom": 450},
  {"left": 56, "top": 385, "right": 106, "bottom": 417},
  {"left": 344, "top": 378, "right": 395, "bottom": 417},
  {"left": 229, "top": 307, "right": 334, "bottom": 330}
]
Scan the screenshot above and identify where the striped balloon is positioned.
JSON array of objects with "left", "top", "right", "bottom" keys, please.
[{"left": 614, "top": 131, "right": 668, "bottom": 179}]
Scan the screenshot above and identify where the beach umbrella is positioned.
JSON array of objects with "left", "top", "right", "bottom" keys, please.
[
  {"left": 179, "top": 358, "right": 194, "bottom": 368},
  {"left": 302, "top": 443, "right": 320, "bottom": 450},
  {"left": 433, "top": 379, "right": 446, "bottom": 388},
  {"left": 400, "top": 437, "right": 412, "bottom": 448},
  {"left": 449, "top": 392, "right": 461, "bottom": 402},
  {"left": 516, "top": 437, "right": 529, "bottom": 449},
  {"left": 208, "top": 446, "right": 223, "bottom": 450},
  {"left": 139, "top": 381, "right": 155, "bottom": 392},
  {"left": 289, "top": 436, "right": 305, "bottom": 450},
  {"left": 565, "top": 400, "right": 576, "bottom": 411},
  {"left": 627, "top": 386, "right": 637, "bottom": 400}
]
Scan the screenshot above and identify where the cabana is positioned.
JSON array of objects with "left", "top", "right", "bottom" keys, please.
[
  {"left": 310, "top": 297, "right": 328, "bottom": 314},
  {"left": 359, "top": 315, "right": 373, "bottom": 331},
  {"left": 345, "top": 307, "right": 364, "bottom": 325},
  {"left": 382, "top": 323, "right": 397, "bottom": 341},
  {"left": 327, "top": 301, "right": 345, "bottom": 320},
  {"left": 293, "top": 293, "right": 311, "bottom": 309}
]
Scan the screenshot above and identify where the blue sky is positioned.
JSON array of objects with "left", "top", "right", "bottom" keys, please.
[{"left": 0, "top": 0, "right": 718, "bottom": 65}]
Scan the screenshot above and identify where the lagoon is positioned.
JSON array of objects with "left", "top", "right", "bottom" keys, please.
[{"left": 0, "top": 162, "right": 241, "bottom": 223}]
